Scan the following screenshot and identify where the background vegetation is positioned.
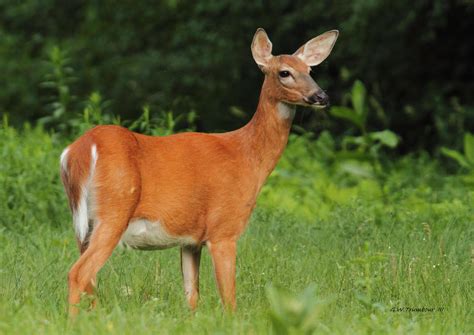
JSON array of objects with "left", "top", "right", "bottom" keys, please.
[
  {"left": 0, "top": 1, "right": 473, "bottom": 334},
  {"left": 1, "top": 0, "right": 473, "bottom": 151},
  {"left": 0, "top": 119, "right": 472, "bottom": 334}
]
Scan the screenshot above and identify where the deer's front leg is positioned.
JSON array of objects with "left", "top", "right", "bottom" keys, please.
[
  {"left": 208, "top": 239, "right": 237, "bottom": 311},
  {"left": 181, "top": 246, "right": 202, "bottom": 310}
]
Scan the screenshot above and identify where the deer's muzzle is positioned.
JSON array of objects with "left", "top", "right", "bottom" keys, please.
[{"left": 305, "top": 89, "right": 329, "bottom": 107}]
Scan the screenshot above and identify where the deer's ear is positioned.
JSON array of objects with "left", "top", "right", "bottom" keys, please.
[
  {"left": 251, "top": 28, "right": 273, "bottom": 70},
  {"left": 293, "top": 30, "right": 339, "bottom": 67}
]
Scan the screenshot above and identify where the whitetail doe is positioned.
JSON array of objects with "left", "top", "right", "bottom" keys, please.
[{"left": 61, "top": 28, "right": 338, "bottom": 314}]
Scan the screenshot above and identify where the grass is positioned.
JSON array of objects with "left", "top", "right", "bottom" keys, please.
[{"left": 0, "top": 124, "right": 473, "bottom": 334}]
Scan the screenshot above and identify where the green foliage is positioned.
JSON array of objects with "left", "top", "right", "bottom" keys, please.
[
  {"left": 261, "top": 132, "right": 384, "bottom": 220},
  {"left": 38, "top": 46, "right": 75, "bottom": 132},
  {"left": 128, "top": 105, "right": 197, "bottom": 136},
  {"left": 441, "top": 132, "right": 474, "bottom": 169},
  {"left": 1, "top": 1, "right": 473, "bottom": 151},
  {"left": 0, "top": 120, "right": 65, "bottom": 230},
  {"left": 36, "top": 50, "right": 197, "bottom": 138},
  {"left": 350, "top": 241, "right": 387, "bottom": 312},
  {"left": 329, "top": 80, "right": 399, "bottom": 187},
  {"left": 331, "top": 81, "right": 367, "bottom": 130},
  {"left": 74, "top": 91, "right": 119, "bottom": 135},
  {"left": 32, "top": 41, "right": 197, "bottom": 137},
  {"left": 441, "top": 132, "right": 474, "bottom": 182}
]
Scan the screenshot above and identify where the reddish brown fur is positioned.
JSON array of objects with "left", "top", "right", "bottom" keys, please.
[{"left": 62, "top": 28, "right": 338, "bottom": 314}]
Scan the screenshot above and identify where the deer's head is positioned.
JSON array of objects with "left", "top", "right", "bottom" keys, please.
[{"left": 251, "top": 28, "right": 338, "bottom": 109}]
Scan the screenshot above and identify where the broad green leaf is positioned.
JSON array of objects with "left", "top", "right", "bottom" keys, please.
[
  {"left": 351, "top": 80, "right": 367, "bottom": 121},
  {"left": 440, "top": 147, "right": 470, "bottom": 168},
  {"left": 464, "top": 133, "right": 474, "bottom": 165},
  {"left": 330, "top": 106, "right": 363, "bottom": 129},
  {"left": 369, "top": 130, "right": 399, "bottom": 148}
]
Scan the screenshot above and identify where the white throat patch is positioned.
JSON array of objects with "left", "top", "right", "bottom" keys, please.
[{"left": 277, "top": 102, "right": 296, "bottom": 120}]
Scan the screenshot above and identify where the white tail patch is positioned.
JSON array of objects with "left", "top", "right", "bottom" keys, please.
[
  {"left": 60, "top": 147, "right": 70, "bottom": 174},
  {"left": 74, "top": 144, "right": 98, "bottom": 243}
]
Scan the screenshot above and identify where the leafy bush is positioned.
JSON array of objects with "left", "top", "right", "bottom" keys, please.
[
  {"left": 330, "top": 80, "right": 399, "bottom": 183},
  {"left": 0, "top": 116, "right": 67, "bottom": 230},
  {"left": 127, "top": 105, "right": 197, "bottom": 136},
  {"left": 38, "top": 46, "right": 75, "bottom": 133}
]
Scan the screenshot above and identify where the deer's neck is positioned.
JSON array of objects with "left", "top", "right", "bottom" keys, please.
[{"left": 238, "top": 80, "right": 295, "bottom": 184}]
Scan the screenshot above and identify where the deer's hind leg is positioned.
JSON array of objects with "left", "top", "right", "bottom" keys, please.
[
  {"left": 68, "top": 165, "right": 140, "bottom": 316},
  {"left": 75, "top": 219, "right": 96, "bottom": 302}
]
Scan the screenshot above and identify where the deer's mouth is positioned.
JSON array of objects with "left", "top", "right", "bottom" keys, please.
[
  {"left": 303, "top": 97, "right": 329, "bottom": 109},
  {"left": 303, "top": 90, "right": 329, "bottom": 108}
]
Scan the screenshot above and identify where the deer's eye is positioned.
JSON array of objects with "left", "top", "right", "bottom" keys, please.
[{"left": 279, "top": 70, "right": 290, "bottom": 78}]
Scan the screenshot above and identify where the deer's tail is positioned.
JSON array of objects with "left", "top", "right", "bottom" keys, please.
[{"left": 60, "top": 139, "right": 98, "bottom": 245}]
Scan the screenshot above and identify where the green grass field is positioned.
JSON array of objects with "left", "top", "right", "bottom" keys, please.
[{"left": 0, "top": 125, "right": 473, "bottom": 334}]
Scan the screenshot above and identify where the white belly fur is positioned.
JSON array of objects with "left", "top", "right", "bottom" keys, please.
[{"left": 120, "top": 219, "right": 196, "bottom": 250}]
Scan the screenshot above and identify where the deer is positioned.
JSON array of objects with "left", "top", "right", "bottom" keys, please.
[{"left": 60, "top": 28, "right": 338, "bottom": 315}]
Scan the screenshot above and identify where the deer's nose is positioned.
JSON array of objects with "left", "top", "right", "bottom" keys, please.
[{"left": 307, "top": 90, "right": 329, "bottom": 106}]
